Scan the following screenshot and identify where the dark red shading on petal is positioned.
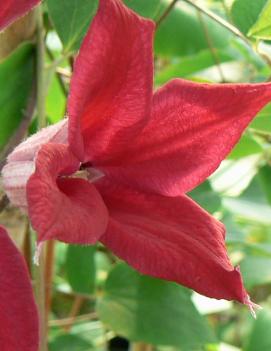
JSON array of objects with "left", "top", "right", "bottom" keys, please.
[
  {"left": 68, "top": 0, "right": 154, "bottom": 162},
  {"left": 0, "top": 0, "right": 40, "bottom": 31},
  {"left": 27, "top": 143, "right": 108, "bottom": 244},
  {"left": 0, "top": 225, "right": 39, "bottom": 351},
  {"left": 98, "top": 183, "right": 248, "bottom": 303},
  {"left": 99, "top": 79, "right": 271, "bottom": 196}
]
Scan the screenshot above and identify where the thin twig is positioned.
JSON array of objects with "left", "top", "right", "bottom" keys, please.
[
  {"left": 46, "top": 47, "right": 68, "bottom": 96},
  {"left": 64, "top": 296, "right": 85, "bottom": 332},
  {"left": 197, "top": 10, "right": 226, "bottom": 82},
  {"left": 0, "top": 194, "right": 9, "bottom": 213},
  {"left": 49, "top": 312, "right": 98, "bottom": 328},
  {"left": 183, "top": 0, "right": 250, "bottom": 44},
  {"left": 45, "top": 240, "right": 55, "bottom": 329},
  {"left": 0, "top": 82, "right": 36, "bottom": 172},
  {"left": 155, "top": 0, "right": 179, "bottom": 28}
]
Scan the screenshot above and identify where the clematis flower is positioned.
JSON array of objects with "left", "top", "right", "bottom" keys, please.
[
  {"left": 0, "top": 225, "right": 39, "bottom": 351},
  {"left": 0, "top": 0, "right": 40, "bottom": 31},
  {"left": 2, "top": 0, "right": 271, "bottom": 309}
]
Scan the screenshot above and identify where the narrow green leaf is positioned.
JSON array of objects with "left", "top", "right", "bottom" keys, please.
[
  {"left": 66, "top": 245, "right": 96, "bottom": 295},
  {"left": 47, "top": 0, "right": 98, "bottom": 52},
  {"left": 0, "top": 43, "right": 34, "bottom": 150},
  {"left": 248, "top": 0, "right": 271, "bottom": 39},
  {"left": 97, "top": 264, "right": 216, "bottom": 349}
]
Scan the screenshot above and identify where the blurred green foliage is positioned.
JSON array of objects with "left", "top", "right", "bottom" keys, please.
[{"left": 1, "top": 0, "right": 271, "bottom": 350}]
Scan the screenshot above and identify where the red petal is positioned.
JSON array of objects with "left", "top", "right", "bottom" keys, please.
[
  {"left": 0, "top": 0, "right": 40, "bottom": 31},
  {"left": 68, "top": 0, "right": 154, "bottom": 161},
  {"left": 27, "top": 143, "right": 108, "bottom": 244},
  {"left": 0, "top": 225, "right": 39, "bottom": 351},
  {"left": 98, "top": 183, "right": 248, "bottom": 303},
  {"left": 99, "top": 79, "right": 271, "bottom": 196}
]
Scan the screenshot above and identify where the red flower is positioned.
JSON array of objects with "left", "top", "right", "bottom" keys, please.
[
  {"left": 0, "top": 0, "right": 40, "bottom": 31},
  {"left": 0, "top": 225, "right": 39, "bottom": 351},
  {"left": 2, "top": 0, "right": 271, "bottom": 309}
]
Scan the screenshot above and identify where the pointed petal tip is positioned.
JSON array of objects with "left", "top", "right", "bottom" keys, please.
[{"left": 244, "top": 295, "right": 262, "bottom": 319}]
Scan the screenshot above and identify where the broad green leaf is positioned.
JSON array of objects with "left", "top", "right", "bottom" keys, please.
[
  {"left": 228, "top": 135, "right": 262, "bottom": 159},
  {"left": 248, "top": 0, "right": 271, "bottom": 39},
  {"left": 66, "top": 245, "right": 96, "bottom": 294},
  {"left": 189, "top": 180, "right": 221, "bottom": 213},
  {"left": 155, "top": 49, "right": 233, "bottom": 86},
  {"left": 47, "top": 0, "right": 98, "bottom": 52},
  {"left": 231, "top": 0, "right": 268, "bottom": 34},
  {"left": 49, "top": 334, "right": 93, "bottom": 351},
  {"left": 97, "top": 264, "right": 216, "bottom": 349},
  {"left": 0, "top": 43, "right": 34, "bottom": 150},
  {"left": 240, "top": 256, "right": 271, "bottom": 288},
  {"left": 245, "top": 309, "right": 271, "bottom": 351},
  {"left": 155, "top": 3, "right": 230, "bottom": 57},
  {"left": 124, "top": 0, "right": 165, "bottom": 18}
]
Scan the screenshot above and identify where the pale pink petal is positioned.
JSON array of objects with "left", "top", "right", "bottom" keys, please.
[
  {"left": 0, "top": 0, "right": 40, "bottom": 31},
  {"left": 68, "top": 0, "right": 154, "bottom": 161},
  {"left": 27, "top": 143, "right": 108, "bottom": 244},
  {"left": 2, "top": 119, "right": 68, "bottom": 209},
  {"left": 98, "top": 182, "right": 249, "bottom": 303},
  {"left": 0, "top": 225, "right": 39, "bottom": 351},
  {"left": 98, "top": 80, "right": 271, "bottom": 196}
]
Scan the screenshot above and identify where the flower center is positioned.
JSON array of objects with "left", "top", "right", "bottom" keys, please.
[{"left": 74, "top": 163, "right": 104, "bottom": 183}]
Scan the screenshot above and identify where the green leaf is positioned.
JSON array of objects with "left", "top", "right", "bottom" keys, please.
[
  {"left": 46, "top": 74, "right": 66, "bottom": 123},
  {"left": 248, "top": 0, "right": 271, "bottom": 39},
  {"left": 240, "top": 256, "right": 271, "bottom": 288},
  {"left": 155, "top": 49, "right": 233, "bottom": 86},
  {"left": 97, "top": 264, "right": 216, "bottom": 349},
  {"left": 66, "top": 245, "right": 96, "bottom": 294},
  {"left": 250, "top": 103, "right": 271, "bottom": 133},
  {"left": 123, "top": 0, "right": 164, "bottom": 18},
  {"left": 47, "top": 0, "right": 98, "bottom": 52},
  {"left": 231, "top": 0, "right": 268, "bottom": 34},
  {"left": 228, "top": 134, "right": 262, "bottom": 159},
  {"left": 189, "top": 180, "right": 221, "bottom": 213},
  {"left": 0, "top": 43, "right": 34, "bottom": 150},
  {"left": 245, "top": 309, "right": 271, "bottom": 351},
  {"left": 258, "top": 165, "right": 271, "bottom": 204},
  {"left": 155, "top": 3, "right": 230, "bottom": 57},
  {"left": 49, "top": 334, "right": 93, "bottom": 351}
]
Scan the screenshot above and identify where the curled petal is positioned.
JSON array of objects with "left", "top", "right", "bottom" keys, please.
[
  {"left": 98, "top": 182, "right": 249, "bottom": 303},
  {"left": 0, "top": 0, "right": 40, "bottom": 31},
  {"left": 27, "top": 143, "right": 108, "bottom": 244},
  {"left": 0, "top": 225, "right": 39, "bottom": 351},
  {"left": 99, "top": 79, "right": 271, "bottom": 196},
  {"left": 68, "top": 0, "right": 154, "bottom": 162},
  {"left": 2, "top": 119, "right": 68, "bottom": 209}
]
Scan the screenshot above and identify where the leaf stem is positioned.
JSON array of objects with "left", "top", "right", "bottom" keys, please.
[
  {"left": 36, "top": 5, "right": 46, "bottom": 129},
  {"left": 155, "top": 0, "right": 179, "bottom": 28},
  {"left": 35, "top": 5, "right": 48, "bottom": 351}
]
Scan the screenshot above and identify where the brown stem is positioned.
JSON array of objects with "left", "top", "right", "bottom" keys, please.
[
  {"left": 45, "top": 240, "right": 55, "bottom": 328},
  {"left": 63, "top": 296, "right": 85, "bottom": 332},
  {"left": 155, "top": 0, "right": 179, "bottom": 28},
  {"left": 49, "top": 311, "right": 97, "bottom": 328},
  {"left": 45, "top": 47, "right": 68, "bottom": 96},
  {"left": 23, "top": 221, "right": 32, "bottom": 274},
  {"left": 0, "top": 194, "right": 9, "bottom": 213},
  {"left": 197, "top": 10, "right": 226, "bottom": 82}
]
